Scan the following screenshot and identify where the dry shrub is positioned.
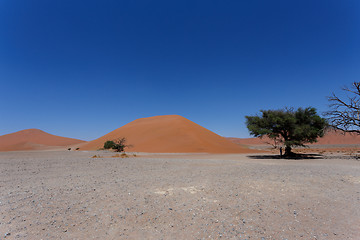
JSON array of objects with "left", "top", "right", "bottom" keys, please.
[{"left": 111, "top": 153, "right": 131, "bottom": 158}]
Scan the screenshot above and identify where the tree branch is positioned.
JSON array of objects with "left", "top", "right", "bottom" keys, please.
[{"left": 325, "top": 82, "right": 360, "bottom": 134}]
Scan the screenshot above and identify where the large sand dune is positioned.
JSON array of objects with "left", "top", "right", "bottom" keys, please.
[
  {"left": 0, "top": 129, "right": 85, "bottom": 152},
  {"left": 80, "top": 115, "right": 256, "bottom": 153},
  {"left": 228, "top": 130, "right": 360, "bottom": 146}
]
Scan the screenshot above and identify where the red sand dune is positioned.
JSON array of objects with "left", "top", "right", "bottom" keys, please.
[
  {"left": 80, "top": 115, "right": 257, "bottom": 153},
  {"left": 314, "top": 131, "right": 360, "bottom": 145},
  {"left": 228, "top": 130, "right": 360, "bottom": 146},
  {"left": 0, "top": 129, "right": 86, "bottom": 152}
]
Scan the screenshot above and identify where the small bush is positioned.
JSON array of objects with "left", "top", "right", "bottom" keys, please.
[
  {"left": 121, "top": 153, "right": 129, "bottom": 158},
  {"left": 104, "top": 140, "right": 115, "bottom": 149},
  {"left": 103, "top": 137, "right": 132, "bottom": 152},
  {"left": 111, "top": 153, "right": 129, "bottom": 158},
  {"left": 112, "top": 138, "right": 127, "bottom": 152}
]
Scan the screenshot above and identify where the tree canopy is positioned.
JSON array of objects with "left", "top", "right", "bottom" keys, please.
[
  {"left": 246, "top": 107, "right": 327, "bottom": 156},
  {"left": 104, "top": 140, "right": 116, "bottom": 150},
  {"left": 103, "top": 137, "right": 132, "bottom": 152}
]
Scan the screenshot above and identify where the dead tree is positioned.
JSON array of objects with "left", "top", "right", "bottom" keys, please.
[{"left": 325, "top": 82, "right": 360, "bottom": 134}]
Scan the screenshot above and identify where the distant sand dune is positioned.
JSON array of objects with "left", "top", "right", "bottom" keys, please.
[
  {"left": 0, "top": 129, "right": 85, "bottom": 152},
  {"left": 80, "top": 115, "right": 258, "bottom": 153}
]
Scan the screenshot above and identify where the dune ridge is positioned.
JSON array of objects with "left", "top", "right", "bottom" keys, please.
[
  {"left": 80, "top": 115, "right": 257, "bottom": 153},
  {"left": 0, "top": 129, "right": 85, "bottom": 152}
]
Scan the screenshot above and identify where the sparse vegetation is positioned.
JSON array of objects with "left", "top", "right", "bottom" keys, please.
[
  {"left": 246, "top": 107, "right": 327, "bottom": 156},
  {"left": 111, "top": 153, "right": 130, "bottom": 158},
  {"left": 103, "top": 137, "right": 132, "bottom": 152},
  {"left": 104, "top": 140, "right": 116, "bottom": 149}
]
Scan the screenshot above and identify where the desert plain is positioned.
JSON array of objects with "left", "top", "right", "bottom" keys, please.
[
  {"left": 1, "top": 150, "right": 359, "bottom": 240},
  {"left": 1, "top": 115, "right": 360, "bottom": 239}
]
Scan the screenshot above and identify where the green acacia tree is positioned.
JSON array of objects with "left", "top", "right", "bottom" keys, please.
[
  {"left": 104, "top": 140, "right": 115, "bottom": 149},
  {"left": 245, "top": 107, "right": 327, "bottom": 156},
  {"left": 103, "top": 137, "right": 132, "bottom": 152},
  {"left": 112, "top": 137, "right": 129, "bottom": 152}
]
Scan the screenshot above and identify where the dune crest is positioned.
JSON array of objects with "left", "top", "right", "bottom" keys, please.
[
  {"left": 0, "top": 129, "right": 85, "bottom": 152},
  {"left": 81, "top": 115, "right": 257, "bottom": 153}
]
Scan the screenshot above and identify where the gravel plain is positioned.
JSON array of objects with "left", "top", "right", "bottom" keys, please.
[{"left": 0, "top": 150, "right": 359, "bottom": 239}]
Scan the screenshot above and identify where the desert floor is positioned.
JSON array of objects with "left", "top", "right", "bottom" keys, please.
[{"left": 0, "top": 151, "right": 359, "bottom": 240}]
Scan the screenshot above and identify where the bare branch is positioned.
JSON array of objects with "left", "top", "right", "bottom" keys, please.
[{"left": 325, "top": 81, "right": 360, "bottom": 134}]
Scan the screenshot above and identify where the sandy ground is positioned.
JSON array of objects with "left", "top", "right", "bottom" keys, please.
[{"left": 0, "top": 151, "right": 359, "bottom": 240}]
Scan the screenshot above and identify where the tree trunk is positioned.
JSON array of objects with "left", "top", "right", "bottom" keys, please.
[{"left": 285, "top": 146, "right": 292, "bottom": 156}]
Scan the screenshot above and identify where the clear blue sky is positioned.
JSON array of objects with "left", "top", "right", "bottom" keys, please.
[{"left": 1, "top": 0, "right": 359, "bottom": 140}]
